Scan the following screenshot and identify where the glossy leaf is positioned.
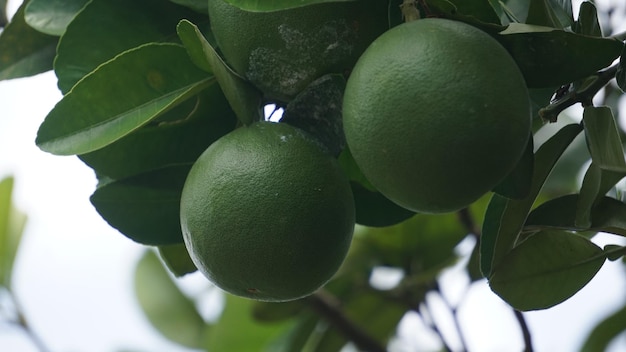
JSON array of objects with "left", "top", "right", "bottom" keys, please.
[
  {"left": 580, "top": 304, "right": 626, "bottom": 352},
  {"left": 90, "top": 165, "right": 191, "bottom": 245},
  {"left": 490, "top": 230, "right": 605, "bottom": 311},
  {"left": 481, "top": 123, "right": 582, "bottom": 277},
  {"left": 497, "top": 24, "right": 623, "bottom": 87},
  {"left": 157, "top": 243, "right": 197, "bottom": 277},
  {"left": 134, "top": 250, "right": 207, "bottom": 348},
  {"left": 222, "top": 0, "right": 355, "bottom": 12},
  {"left": 206, "top": 294, "right": 291, "bottom": 351},
  {"left": 525, "top": 194, "right": 626, "bottom": 237},
  {"left": 444, "top": 0, "right": 501, "bottom": 24},
  {"left": 177, "top": 19, "right": 263, "bottom": 125},
  {"left": 37, "top": 43, "right": 212, "bottom": 156},
  {"left": 493, "top": 134, "right": 534, "bottom": 199},
  {"left": 24, "top": 0, "right": 89, "bottom": 36},
  {"left": 526, "top": 0, "right": 572, "bottom": 28},
  {"left": 78, "top": 83, "right": 236, "bottom": 179},
  {"left": 0, "top": 2, "right": 57, "bottom": 80},
  {"left": 617, "top": 45, "right": 625, "bottom": 92},
  {"left": 54, "top": 0, "right": 207, "bottom": 93},
  {"left": 0, "top": 177, "right": 27, "bottom": 288}
]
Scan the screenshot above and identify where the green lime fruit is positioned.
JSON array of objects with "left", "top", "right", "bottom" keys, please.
[
  {"left": 343, "top": 18, "right": 531, "bottom": 213},
  {"left": 207, "top": 0, "right": 389, "bottom": 101},
  {"left": 180, "top": 122, "right": 355, "bottom": 301}
]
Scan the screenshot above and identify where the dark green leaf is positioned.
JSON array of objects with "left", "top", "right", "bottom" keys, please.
[
  {"left": 480, "top": 123, "right": 582, "bottom": 277},
  {"left": 526, "top": 0, "right": 572, "bottom": 28},
  {"left": 0, "top": 0, "right": 7, "bottom": 27},
  {"left": 54, "top": 0, "right": 207, "bottom": 93},
  {"left": 445, "top": 0, "right": 501, "bottom": 24},
  {"left": 134, "top": 250, "right": 207, "bottom": 348},
  {"left": 252, "top": 300, "right": 305, "bottom": 323},
  {"left": 222, "top": 0, "right": 355, "bottom": 12},
  {"left": 37, "top": 43, "right": 212, "bottom": 156},
  {"left": 169, "top": 0, "right": 208, "bottom": 13},
  {"left": 90, "top": 164, "right": 191, "bottom": 245},
  {"left": 493, "top": 134, "right": 534, "bottom": 199},
  {"left": 157, "top": 243, "right": 197, "bottom": 277},
  {"left": 574, "top": 1, "right": 602, "bottom": 37},
  {"left": 206, "top": 294, "right": 291, "bottom": 351},
  {"left": 350, "top": 182, "right": 415, "bottom": 228},
  {"left": 0, "top": 2, "right": 57, "bottom": 80},
  {"left": 525, "top": 194, "right": 626, "bottom": 237},
  {"left": 24, "top": 0, "right": 89, "bottom": 36},
  {"left": 177, "top": 19, "right": 263, "bottom": 125},
  {"left": 78, "top": 83, "right": 236, "bottom": 179},
  {"left": 282, "top": 74, "right": 347, "bottom": 156},
  {"left": 498, "top": 24, "right": 623, "bottom": 87},
  {"left": 576, "top": 164, "right": 625, "bottom": 228},
  {"left": 0, "top": 177, "right": 27, "bottom": 288},
  {"left": 581, "top": 304, "right": 626, "bottom": 352},
  {"left": 265, "top": 313, "right": 319, "bottom": 352},
  {"left": 489, "top": 230, "right": 605, "bottom": 311}
]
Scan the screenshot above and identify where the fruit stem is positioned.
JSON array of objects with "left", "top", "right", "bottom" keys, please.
[
  {"left": 307, "top": 290, "right": 387, "bottom": 352},
  {"left": 513, "top": 309, "right": 534, "bottom": 352},
  {"left": 400, "top": 0, "right": 421, "bottom": 22},
  {"left": 538, "top": 64, "right": 619, "bottom": 122}
]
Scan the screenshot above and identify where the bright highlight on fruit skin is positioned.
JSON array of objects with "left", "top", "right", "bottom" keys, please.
[
  {"left": 179, "top": 122, "right": 355, "bottom": 302},
  {"left": 343, "top": 18, "right": 532, "bottom": 214}
]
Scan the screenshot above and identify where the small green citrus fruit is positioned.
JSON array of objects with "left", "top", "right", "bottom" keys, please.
[
  {"left": 180, "top": 122, "right": 355, "bottom": 301},
  {"left": 207, "top": 0, "right": 388, "bottom": 101},
  {"left": 343, "top": 18, "right": 531, "bottom": 213}
]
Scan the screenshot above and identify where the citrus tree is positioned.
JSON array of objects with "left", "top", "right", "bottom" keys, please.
[{"left": 1, "top": 0, "right": 626, "bottom": 350}]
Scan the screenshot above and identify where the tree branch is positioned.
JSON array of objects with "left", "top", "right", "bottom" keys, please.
[
  {"left": 307, "top": 289, "right": 387, "bottom": 352},
  {"left": 513, "top": 309, "right": 534, "bottom": 352}
]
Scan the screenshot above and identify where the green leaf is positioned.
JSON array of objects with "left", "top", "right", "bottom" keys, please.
[
  {"left": 617, "top": 45, "right": 626, "bottom": 92},
  {"left": 24, "top": 0, "right": 89, "bottom": 36},
  {"left": 493, "top": 134, "right": 534, "bottom": 199},
  {"left": 497, "top": 24, "right": 623, "bottom": 87},
  {"left": 222, "top": 0, "right": 355, "bottom": 12},
  {"left": 0, "top": 2, "right": 57, "bottom": 80},
  {"left": 489, "top": 230, "right": 605, "bottom": 311},
  {"left": 526, "top": 0, "right": 572, "bottom": 28},
  {"left": 350, "top": 182, "right": 415, "bottom": 228},
  {"left": 0, "top": 177, "right": 27, "bottom": 288},
  {"left": 157, "top": 243, "right": 197, "bottom": 277},
  {"left": 206, "top": 294, "right": 291, "bottom": 351},
  {"left": 480, "top": 123, "right": 583, "bottom": 277},
  {"left": 78, "top": 83, "right": 236, "bottom": 180},
  {"left": 252, "top": 300, "right": 306, "bottom": 323},
  {"left": 444, "top": 0, "right": 501, "bottom": 24},
  {"left": 583, "top": 106, "right": 626, "bottom": 172},
  {"left": 581, "top": 304, "right": 626, "bottom": 352},
  {"left": 265, "top": 313, "right": 319, "bottom": 352},
  {"left": 169, "top": 0, "right": 208, "bottom": 13},
  {"left": 54, "top": 0, "right": 207, "bottom": 93},
  {"left": 90, "top": 164, "right": 190, "bottom": 245},
  {"left": 526, "top": 194, "right": 626, "bottom": 237},
  {"left": 37, "top": 43, "right": 212, "bottom": 156},
  {"left": 574, "top": 1, "right": 602, "bottom": 37},
  {"left": 177, "top": 19, "right": 263, "bottom": 125},
  {"left": 134, "top": 250, "right": 207, "bottom": 348}
]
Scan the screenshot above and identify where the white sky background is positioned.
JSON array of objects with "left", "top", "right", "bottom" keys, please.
[{"left": 1, "top": 1, "right": 626, "bottom": 352}]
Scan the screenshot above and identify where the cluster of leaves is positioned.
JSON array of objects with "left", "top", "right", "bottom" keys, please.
[{"left": 2, "top": 0, "right": 626, "bottom": 350}]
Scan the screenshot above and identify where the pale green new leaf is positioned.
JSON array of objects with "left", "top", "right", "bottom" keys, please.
[
  {"left": 36, "top": 43, "right": 212, "bottom": 155},
  {"left": 24, "top": 0, "right": 89, "bottom": 36},
  {"left": 135, "top": 250, "right": 207, "bottom": 348},
  {"left": 490, "top": 230, "right": 605, "bottom": 311},
  {"left": 0, "top": 177, "right": 27, "bottom": 288}
]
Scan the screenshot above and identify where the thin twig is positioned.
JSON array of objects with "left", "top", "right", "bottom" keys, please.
[
  {"left": 457, "top": 207, "right": 480, "bottom": 238},
  {"left": 419, "top": 300, "right": 454, "bottom": 352},
  {"left": 435, "top": 285, "right": 470, "bottom": 352},
  {"left": 513, "top": 309, "right": 534, "bottom": 352},
  {"left": 2, "top": 289, "right": 51, "bottom": 352},
  {"left": 307, "top": 289, "right": 387, "bottom": 352}
]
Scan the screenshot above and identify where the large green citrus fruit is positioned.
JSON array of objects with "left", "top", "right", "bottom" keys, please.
[
  {"left": 343, "top": 18, "right": 531, "bottom": 213},
  {"left": 207, "top": 0, "right": 388, "bottom": 101},
  {"left": 180, "top": 122, "right": 355, "bottom": 301}
]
